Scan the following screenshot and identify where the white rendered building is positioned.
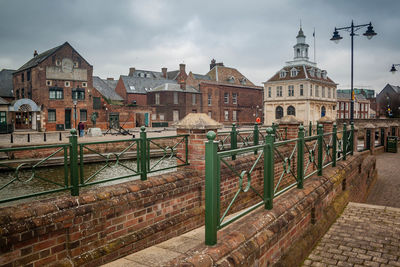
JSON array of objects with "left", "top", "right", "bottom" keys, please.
[{"left": 263, "top": 27, "right": 337, "bottom": 126}]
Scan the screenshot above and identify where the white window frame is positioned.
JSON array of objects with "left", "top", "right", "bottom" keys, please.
[
  {"left": 300, "top": 84, "right": 303, "bottom": 96},
  {"left": 173, "top": 92, "right": 178, "bottom": 104},
  {"left": 232, "top": 93, "right": 237, "bottom": 104},
  {"left": 224, "top": 110, "right": 229, "bottom": 121},
  {"left": 279, "top": 71, "right": 286, "bottom": 78},
  {"left": 159, "top": 114, "right": 165, "bottom": 120},
  {"left": 268, "top": 87, "right": 271, "bottom": 98},
  {"left": 277, "top": 86, "right": 282, "bottom": 97},
  {"left": 288, "top": 85, "right": 294, "bottom": 97},
  {"left": 208, "top": 93, "right": 212, "bottom": 106},
  {"left": 65, "top": 81, "right": 70, "bottom": 87},
  {"left": 232, "top": 110, "right": 237, "bottom": 121},
  {"left": 224, "top": 93, "right": 229, "bottom": 104},
  {"left": 155, "top": 93, "right": 160, "bottom": 105}
]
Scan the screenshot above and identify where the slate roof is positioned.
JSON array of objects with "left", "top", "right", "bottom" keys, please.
[
  {"left": 16, "top": 44, "right": 64, "bottom": 73},
  {"left": 104, "top": 79, "right": 118, "bottom": 91},
  {"left": 267, "top": 64, "right": 336, "bottom": 85},
  {"left": 192, "top": 73, "right": 211, "bottom": 80},
  {"left": 337, "top": 91, "right": 367, "bottom": 101},
  {"left": 93, "top": 76, "right": 123, "bottom": 101},
  {"left": 0, "top": 69, "right": 15, "bottom": 98},
  {"left": 121, "top": 75, "right": 176, "bottom": 94},
  {"left": 387, "top": 84, "right": 400, "bottom": 93},
  {"left": 151, "top": 83, "right": 200, "bottom": 93},
  {"left": 0, "top": 96, "right": 9, "bottom": 105}
]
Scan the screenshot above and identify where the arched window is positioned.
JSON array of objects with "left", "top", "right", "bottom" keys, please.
[
  {"left": 276, "top": 106, "right": 283, "bottom": 119},
  {"left": 287, "top": 106, "right": 296, "bottom": 116},
  {"left": 321, "top": 106, "right": 326, "bottom": 117}
]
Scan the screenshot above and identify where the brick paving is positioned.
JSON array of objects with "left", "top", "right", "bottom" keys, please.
[{"left": 303, "top": 202, "right": 400, "bottom": 267}]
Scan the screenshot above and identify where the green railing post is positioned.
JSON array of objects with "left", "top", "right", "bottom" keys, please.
[
  {"left": 332, "top": 123, "right": 337, "bottom": 167},
  {"left": 297, "top": 125, "right": 304, "bottom": 189},
  {"left": 69, "top": 129, "right": 79, "bottom": 196},
  {"left": 309, "top": 121, "right": 312, "bottom": 137},
  {"left": 205, "top": 131, "right": 219, "bottom": 246},
  {"left": 264, "top": 128, "right": 274, "bottom": 210},
  {"left": 231, "top": 123, "right": 237, "bottom": 160},
  {"left": 79, "top": 144, "right": 84, "bottom": 184},
  {"left": 350, "top": 122, "right": 354, "bottom": 155},
  {"left": 343, "top": 123, "right": 347, "bottom": 161},
  {"left": 317, "top": 124, "right": 323, "bottom": 176},
  {"left": 140, "top": 126, "right": 147, "bottom": 180},
  {"left": 284, "top": 127, "right": 288, "bottom": 140},
  {"left": 253, "top": 123, "right": 259, "bottom": 155}
]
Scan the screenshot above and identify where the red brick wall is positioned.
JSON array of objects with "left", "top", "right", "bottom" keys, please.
[{"left": 0, "top": 148, "right": 375, "bottom": 267}]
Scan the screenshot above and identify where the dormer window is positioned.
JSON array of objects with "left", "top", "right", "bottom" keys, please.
[
  {"left": 145, "top": 73, "right": 151, "bottom": 78},
  {"left": 129, "top": 85, "right": 136, "bottom": 91},
  {"left": 240, "top": 77, "right": 246, "bottom": 85},
  {"left": 309, "top": 68, "right": 315, "bottom": 77},
  {"left": 290, "top": 68, "right": 298, "bottom": 77},
  {"left": 316, "top": 70, "right": 321, "bottom": 78},
  {"left": 322, "top": 70, "right": 327, "bottom": 79},
  {"left": 138, "top": 73, "right": 145, "bottom": 78},
  {"left": 279, "top": 70, "right": 287, "bottom": 78},
  {"left": 228, "top": 76, "right": 235, "bottom": 83}
]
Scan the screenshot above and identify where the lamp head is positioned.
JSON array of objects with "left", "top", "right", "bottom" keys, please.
[
  {"left": 330, "top": 29, "right": 342, "bottom": 44},
  {"left": 363, "top": 23, "right": 377, "bottom": 40},
  {"left": 390, "top": 64, "right": 397, "bottom": 74}
]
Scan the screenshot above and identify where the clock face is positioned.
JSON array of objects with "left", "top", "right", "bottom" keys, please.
[{"left": 62, "top": 58, "right": 73, "bottom": 73}]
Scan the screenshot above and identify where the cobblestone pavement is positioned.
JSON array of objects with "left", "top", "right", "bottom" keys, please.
[
  {"left": 366, "top": 152, "right": 400, "bottom": 208},
  {"left": 303, "top": 202, "right": 400, "bottom": 267}
]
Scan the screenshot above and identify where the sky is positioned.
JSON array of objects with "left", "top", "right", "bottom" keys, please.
[{"left": 1, "top": 0, "right": 400, "bottom": 92}]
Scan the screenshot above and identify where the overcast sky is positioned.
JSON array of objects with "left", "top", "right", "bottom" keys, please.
[{"left": 1, "top": 0, "right": 400, "bottom": 92}]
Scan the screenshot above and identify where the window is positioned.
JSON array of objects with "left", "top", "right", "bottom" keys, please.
[
  {"left": 300, "top": 84, "right": 304, "bottom": 96},
  {"left": 21, "top": 88, "right": 25, "bottom": 98},
  {"left": 287, "top": 106, "right": 296, "bottom": 116},
  {"left": 46, "top": 80, "right": 52, "bottom": 86},
  {"left": 232, "top": 93, "right": 237, "bottom": 104},
  {"left": 21, "top": 73, "right": 24, "bottom": 82},
  {"left": 159, "top": 114, "right": 165, "bottom": 120},
  {"left": 155, "top": 93, "right": 160, "bottom": 104},
  {"left": 322, "top": 87, "right": 325, "bottom": 98},
  {"left": 208, "top": 111, "right": 212, "bottom": 118},
  {"left": 224, "top": 93, "right": 229, "bottom": 104},
  {"left": 74, "top": 61, "right": 79, "bottom": 68},
  {"left": 93, "top": 97, "right": 101, "bottom": 109},
  {"left": 208, "top": 93, "right": 212, "bottom": 106},
  {"left": 321, "top": 106, "right": 326, "bottom": 117},
  {"left": 49, "top": 87, "right": 63, "bottom": 99},
  {"left": 290, "top": 68, "right": 297, "bottom": 77},
  {"left": 328, "top": 88, "right": 331, "bottom": 98},
  {"left": 310, "top": 85, "right": 313, "bottom": 96},
  {"left": 228, "top": 76, "right": 235, "bottom": 83},
  {"left": 309, "top": 68, "right": 315, "bottom": 77},
  {"left": 0, "top": 111, "right": 6, "bottom": 124},
  {"left": 80, "top": 109, "right": 87, "bottom": 121},
  {"left": 192, "top": 94, "right": 196, "bottom": 105},
  {"left": 279, "top": 70, "right": 286, "bottom": 78},
  {"left": 151, "top": 114, "right": 156, "bottom": 120},
  {"left": 233, "top": 110, "right": 237, "bottom": 121},
  {"left": 82, "top": 82, "right": 87, "bottom": 87},
  {"left": 275, "top": 106, "right": 283, "bottom": 119},
  {"left": 48, "top": 109, "right": 56, "bottom": 122},
  {"left": 288, "top": 85, "right": 294, "bottom": 96},
  {"left": 16, "top": 89, "right": 19, "bottom": 99},
  {"left": 56, "top": 59, "right": 61, "bottom": 66},
  {"left": 224, "top": 110, "right": 229, "bottom": 121},
  {"left": 27, "top": 70, "right": 31, "bottom": 81},
  {"left": 145, "top": 73, "right": 151, "bottom": 78},
  {"left": 345, "top": 102, "right": 348, "bottom": 110},
  {"left": 65, "top": 81, "right": 70, "bottom": 87},
  {"left": 315, "top": 86, "right": 319, "bottom": 97},
  {"left": 240, "top": 77, "right": 246, "bottom": 85},
  {"left": 276, "top": 86, "right": 282, "bottom": 97},
  {"left": 173, "top": 92, "right": 178, "bottom": 104},
  {"left": 268, "top": 87, "right": 271, "bottom": 98},
  {"left": 72, "top": 89, "right": 85, "bottom": 100}
]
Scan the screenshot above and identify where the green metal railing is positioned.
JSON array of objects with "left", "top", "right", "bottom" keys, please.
[
  {"left": 204, "top": 122, "right": 354, "bottom": 245},
  {"left": 0, "top": 127, "right": 189, "bottom": 203}
]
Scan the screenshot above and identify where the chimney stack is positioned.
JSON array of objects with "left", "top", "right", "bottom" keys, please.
[
  {"left": 179, "top": 64, "right": 187, "bottom": 91},
  {"left": 210, "top": 59, "right": 216, "bottom": 70},
  {"left": 129, "top": 67, "right": 135, "bottom": 76},
  {"left": 33, "top": 50, "right": 38, "bottom": 57},
  {"left": 162, "top": 67, "right": 167, "bottom": 78},
  {"left": 107, "top": 78, "right": 114, "bottom": 80}
]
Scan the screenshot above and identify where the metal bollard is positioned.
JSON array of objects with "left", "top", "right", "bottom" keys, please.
[
  {"left": 59, "top": 132, "right": 62, "bottom": 141},
  {"left": 44, "top": 132, "right": 47, "bottom": 142},
  {"left": 10, "top": 134, "right": 13, "bottom": 143},
  {"left": 27, "top": 133, "right": 30, "bottom": 143}
]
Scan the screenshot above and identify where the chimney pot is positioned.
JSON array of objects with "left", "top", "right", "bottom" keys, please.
[
  {"left": 162, "top": 67, "right": 167, "bottom": 78},
  {"left": 107, "top": 78, "right": 114, "bottom": 80},
  {"left": 33, "top": 50, "right": 38, "bottom": 57},
  {"left": 129, "top": 67, "right": 135, "bottom": 76}
]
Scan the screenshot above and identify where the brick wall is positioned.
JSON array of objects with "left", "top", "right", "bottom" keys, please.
[{"left": 0, "top": 146, "right": 375, "bottom": 267}]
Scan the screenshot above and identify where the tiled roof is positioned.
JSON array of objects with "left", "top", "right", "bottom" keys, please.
[
  {"left": 121, "top": 75, "right": 176, "bottom": 94},
  {"left": 16, "top": 43, "right": 64, "bottom": 72},
  {"left": 93, "top": 76, "right": 124, "bottom": 101},
  {"left": 151, "top": 83, "right": 200, "bottom": 93},
  {"left": 0, "top": 69, "right": 15, "bottom": 98},
  {"left": 207, "top": 65, "right": 256, "bottom": 86},
  {"left": 267, "top": 64, "right": 335, "bottom": 84}
]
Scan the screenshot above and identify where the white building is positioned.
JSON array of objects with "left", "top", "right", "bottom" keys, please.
[{"left": 263, "top": 27, "right": 337, "bottom": 126}]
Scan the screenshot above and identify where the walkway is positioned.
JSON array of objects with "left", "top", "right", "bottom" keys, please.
[{"left": 304, "top": 152, "right": 400, "bottom": 267}]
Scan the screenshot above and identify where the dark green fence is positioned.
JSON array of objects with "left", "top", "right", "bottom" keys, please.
[
  {"left": 0, "top": 127, "right": 189, "bottom": 203},
  {"left": 205, "top": 123, "right": 354, "bottom": 245}
]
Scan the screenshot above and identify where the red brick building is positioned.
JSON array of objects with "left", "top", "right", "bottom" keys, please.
[
  {"left": 11, "top": 42, "right": 94, "bottom": 131},
  {"left": 336, "top": 91, "right": 370, "bottom": 119},
  {"left": 187, "top": 60, "right": 264, "bottom": 124}
]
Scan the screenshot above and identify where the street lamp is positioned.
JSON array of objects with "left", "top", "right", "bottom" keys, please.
[
  {"left": 390, "top": 64, "right": 400, "bottom": 74},
  {"left": 330, "top": 21, "right": 377, "bottom": 122},
  {"left": 73, "top": 99, "right": 77, "bottom": 129}
]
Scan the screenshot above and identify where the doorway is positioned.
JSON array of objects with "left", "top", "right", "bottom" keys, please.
[
  {"left": 65, "top": 109, "right": 71, "bottom": 129},
  {"left": 109, "top": 113, "right": 120, "bottom": 129}
]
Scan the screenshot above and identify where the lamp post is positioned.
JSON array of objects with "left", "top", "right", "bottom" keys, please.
[
  {"left": 390, "top": 64, "right": 400, "bottom": 74},
  {"left": 73, "top": 99, "right": 77, "bottom": 129},
  {"left": 330, "top": 21, "right": 377, "bottom": 122}
]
